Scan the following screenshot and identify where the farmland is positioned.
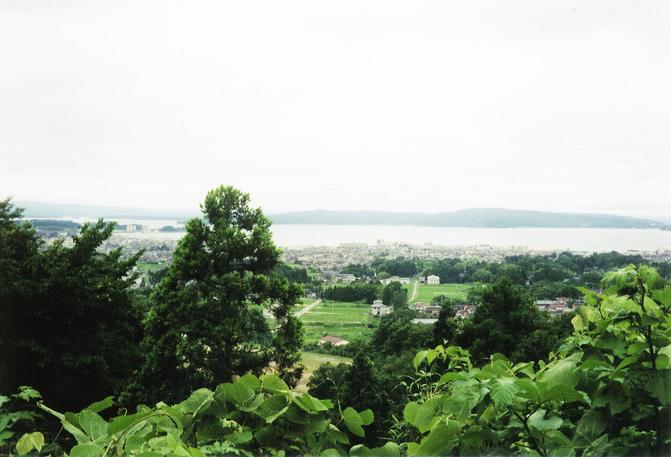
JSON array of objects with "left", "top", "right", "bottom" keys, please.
[
  {"left": 299, "top": 300, "right": 375, "bottom": 344},
  {"left": 295, "top": 351, "right": 352, "bottom": 392},
  {"left": 411, "top": 283, "right": 471, "bottom": 303}
]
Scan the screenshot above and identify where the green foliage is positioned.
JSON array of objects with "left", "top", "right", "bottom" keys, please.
[
  {"left": 321, "top": 281, "right": 381, "bottom": 303},
  {"left": 135, "top": 186, "right": 304, "bottom": 404},
  {"left": 371, "top": 311, "right": 433, "bottom": 357},
  {"left": 23, "top": 374, "right": 375, "bottom": 457},
  {"left": 457, "top": 278, "right": 571, "bottom": 364},
  {"left": 431, "top": 302, "right": 458, "bottom": 346},
  {"left": 403, "top": 265, "right": 671, "bottom": 456},
  {"left": 372, "top": 258, "right": 418, "bottom": 278},
  {"left": 0, "top": 199, "right": 143, "bottom": 411},
  {"left": 382, "top": 282, "right": 408, "bottom": 309},
  {"left": 0, "top": 388, "right": 39, "bottom": 453}
]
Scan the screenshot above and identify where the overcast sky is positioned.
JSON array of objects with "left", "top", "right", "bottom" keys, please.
[{"left": 1, "top": 0, "right": 669, "bottom": 216}]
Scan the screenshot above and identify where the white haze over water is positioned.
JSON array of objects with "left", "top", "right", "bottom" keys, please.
[{"left": 110, "top": 224, "right": 671, "bottom": 253}]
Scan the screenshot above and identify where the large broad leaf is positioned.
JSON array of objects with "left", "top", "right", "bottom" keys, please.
[
  {"left": 539, "top": 356, "right": 580, "bottom": 389},
  {"left": 404, "top": 400, "right": 438, "bottom": 433},
  {"left": 179, "top": 388, "right": 214, "bottom": 414},
  {"left": 342, "top": 407, "right": 366, "bottom": 437},
  {"left": 255, "top": 394, "right": 290, "bottom": 423},
  {"left": 639, "top": 265, "right": 660, "bottom": 290},
  {"left": 540, "top": 384, "right": 590, "bottom": 405},
  {"left": 644, "top": 370, "right": 671, "bottom": 405},
  {"left": 358, "top": 409, "right": 374, "bottom": 425},
  {"left": 62, "top": 412, "right": 90, "bottom": 444},
  {"left": 69, "top": 443, "right": 105, "bottom": 457},
  {"left": 237, "top": 374, "right": 261, "bottom": 391},
  {"left": 413, "top": 351, "right": 428, "bottom": 370},
  {"left": 571, "top": 315, "right": 586, "bottom": 331},
  {"left": 107, "top": 410, "right": 153, "bottom": 435},
  {"left": 350, "top": 442, "right": 400, "bottom": 457},
  {"left": 16, "top": 432, "right": 44, "bottom": 455},
  {"left": 79, "top": 410, "right": 108, "bottom": 442},
  {"left": 214, "top": 382, "right": 255, "bottom": 407},
  {"left": 573, "top": 411, "right": 607, "bottom": 445},
  {"left": 84, "top": 396, "right": 114, "bottom": 414},
  {"left": 292, "top": 393, "right": 330, "bottom": 413},
  {"left": 261, "top": 375, "right": 290, "bottom": 394},
  {"left": 528, "top": 409, "right": 563, "bottom": 433},
  {"left": 411, "top": 422, "right": 459, "bottom": 456},
  {"left": 490, "top": 377, "right": 519, "bottom": 407}
]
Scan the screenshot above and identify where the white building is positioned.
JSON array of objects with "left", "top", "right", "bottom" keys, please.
[
  {"left": 371, "top": 299, "right": 393, "bottom": 316},
  {"left": 426, "top": 275, "right": 440, "bottom": 285},
  {"left": 412, "top": 318, "right": 438, "bottom": 325}
]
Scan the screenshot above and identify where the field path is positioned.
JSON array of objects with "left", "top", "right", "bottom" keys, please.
[
  {"left": 295, "top": 299, "right": 322, "bottom": 318},
  {"left": 410, "top": 280, "right": 419, "bottom": 302}
]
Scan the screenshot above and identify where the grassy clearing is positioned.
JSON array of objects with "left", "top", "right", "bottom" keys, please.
[
  {"left": 299, "top": 300, "right": 376, "bottom": 344},
  {"left": 295, "top": 351, "right": 352, "bottom": 392},
  {"left": 293, "top": 297, "right": 317, "bottom": 314},
  {"left": 135, "top": 261, "right": 167, "bottom": 273},
  {"left": 412, "top": 283, "right": 471, "bottom": 303}
]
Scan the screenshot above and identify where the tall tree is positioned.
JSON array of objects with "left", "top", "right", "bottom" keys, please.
[
  {"left": 456, "top": 278, "right": 566, "bottom": 363},
  {"left": 382, "top": 281, "right": 407, "bottom": 309},
  {"left": 135, "top": 186, "right": 303, "bottom": 403},
  {"left": 432, "top": 302, "right": 458, "bottom": 346},
  {"left": 0, "top": 199, "right": 143, "bottom": 410}
]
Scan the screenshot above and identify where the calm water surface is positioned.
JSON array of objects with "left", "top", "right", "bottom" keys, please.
[{"left": 111, "top": 223, "right": 671, "bottom": 252}]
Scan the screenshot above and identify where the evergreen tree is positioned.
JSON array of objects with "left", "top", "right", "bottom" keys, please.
[
  {"left": 339, "top": 351, "right": 388, "bottom": 446},
  {"left": 456, "top": 278, "right": 567, "bottom": 363},
  {"left": 432, "top": 302, "right": 458, "bottom": 346},
  {"left": 0, "top": 199, "right": 143, "bottom": 410},
  {"left": 135, "top": 186, "right": 303, "bottom": 403}
]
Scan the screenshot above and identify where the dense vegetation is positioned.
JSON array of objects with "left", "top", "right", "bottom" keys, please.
[
  {"left": 1, "top": 201, "right": 144, "bottom": 411},
  {"left": 1, "top": 188, "right": 304, "bottom": 412},
  {"left": 2, "top": 189, "right": 670, "bottom": 456},
  {"left": 4, "top": 265, "right": 670, "bottom": 456}
]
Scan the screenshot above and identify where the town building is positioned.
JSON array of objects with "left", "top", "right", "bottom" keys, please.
[
  {"left": 413, "top": 302, "right": 442, "bottom": 317},
  {"left": 318, "top": 335, "right": 349, "bottom": 347},
  {"left": 455, "top": 305, "right": 476, "bottom": 319},
  {"left": 371, "top": 299, "right": 393, "bottom": 316},
  {"left": 412, "top": 318, "right": 438, "bottom": 325},
  {"left": 426, "top": 275, "right": 440, "bottom": 285}
]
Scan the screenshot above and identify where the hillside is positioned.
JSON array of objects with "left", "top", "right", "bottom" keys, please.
[{"left": 270, "top": 208, "right": 666, "bottom": 229}]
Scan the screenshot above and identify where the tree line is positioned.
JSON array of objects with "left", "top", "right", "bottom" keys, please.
[{"left": 0, "top": 186, "right": 305, "bottom": 412}]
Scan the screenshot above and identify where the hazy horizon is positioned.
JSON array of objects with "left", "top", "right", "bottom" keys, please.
[
  {"left": 13, "top": 198, "right": 671, "bottom": 222},
  {"left": 2, "top": 0, "right": 670, "bottom": 216}
]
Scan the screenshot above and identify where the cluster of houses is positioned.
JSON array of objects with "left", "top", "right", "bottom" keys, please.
[
  {"left": 534, "top": 297, "right": 577, "bottom": 315},
  {"left": 455, "top": 304, "right": 476, "bottom": 319},
  {"left": 380, "top": 276, "right": 412, "bottom": 285}
]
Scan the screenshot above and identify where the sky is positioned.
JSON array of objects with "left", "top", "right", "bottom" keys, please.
[{"left": 1, "top": 0, "right": 670, "bottom": 217}]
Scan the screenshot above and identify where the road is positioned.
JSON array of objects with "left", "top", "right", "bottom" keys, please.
[
  {"left": 295, "top": 299, "right": 322, "bottom": 318},
  {"left": 409, "top": 280, "right": 419, "bottom": 302}
]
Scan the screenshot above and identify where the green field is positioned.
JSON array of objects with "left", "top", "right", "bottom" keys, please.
[
  {"left": 296, "top": 351, "right": 351, "bottom": 392},
  {"left": 293, "top": 297, "right": 317, "bottom": 314},
  {"left": 135, "top": 261, "right": 168, "bottom": 273},
  {"left": 300, "top": 300, "right": 375, "bottom": 344},
  {"left": 412, "top": 283, "right": 471, "bottom": 303}
]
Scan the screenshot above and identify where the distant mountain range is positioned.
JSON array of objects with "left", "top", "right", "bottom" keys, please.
[
  {"left": 269, "top": 209, "right": 668, "bottom": 229},
  {"left": 14, "top": 201, "right": 669, "bottom": 229}
]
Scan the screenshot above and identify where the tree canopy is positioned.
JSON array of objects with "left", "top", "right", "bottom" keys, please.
[{"left": 135, "top": 186, "right": 304, "bottom": 403}]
